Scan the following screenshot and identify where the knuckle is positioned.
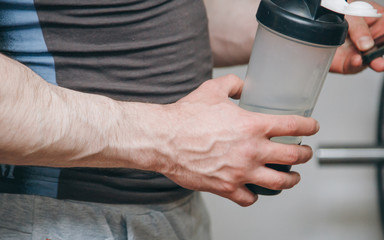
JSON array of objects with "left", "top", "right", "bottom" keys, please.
[
  {"left": 232, "top": 168, "right": 246, "bottom": 181},
  {"left": 200, "top": 79, "right": 215, "bottom": 89},
  {"left": 269, "top": 174, "right": 286, "bottom": 190},
  {"left": 218, "top": 181, "right": 237, "bottom": 194},
  {"left": 237, "top": 118, "right": 256, "bottom": 136},
  {"left": 285, "top": 117, "right": 299, "bottom": 135},
  {"left": 240, "top": 118, "right": 254, "bottom": 131},
  {"left": 240, "top": 117, "right": 267, "bottom": 137},
  {"left": 285, "top": 147, "right": 301, "bottom": 164},
  {"left": 238, "top": 142, "right": 255, "bottom": 159},
  {"left": 226, "top": 74, "right": 240, "bottom": 81}
]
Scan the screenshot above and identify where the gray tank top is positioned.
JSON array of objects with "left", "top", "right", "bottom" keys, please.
[{"left": 0, "top": 0, "right": 212, "bottom": 204}]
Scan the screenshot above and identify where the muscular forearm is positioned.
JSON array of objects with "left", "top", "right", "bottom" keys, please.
[
  {"left": 204, "top": 0, "right": 260, "bottom": 67},
  {"left": 0, "top": 54, "right": 168, "bottom": 170}
]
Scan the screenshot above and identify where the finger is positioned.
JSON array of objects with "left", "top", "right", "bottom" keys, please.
[
  {"left": 346, "top": 15, "right": 375, "bottom": 52},
  {"left": 330, "top": 38, "right": 365, "bottom": 74},
  {"left": 219, "top": 185, "right": 258, "bottom": 207},
  {"left": 261, "top": 114, "right": 320, "bottom": 138},
  {"left": 250, "top": 168, "right": 301, "bottom": 191},
  {"left": 343, "top": 54, "right": 366, "bottom": 74},
  {"left": 180, "top": 74, "right": 244, "bottom": 103},
  {"left": 365, "top": 16, "right": 379, "bottom": 27},
  {"left": 369, "top": 57, "right": 384, "bottom": 72},
  {"left": 263, "top": 143, "right": 313, "bottom": 166},
  {"left": 368, "top": 19, "right": 384, "bottom": 39},
  {"left": 364, "top": 1, "right": 384, "bottom": 27}
]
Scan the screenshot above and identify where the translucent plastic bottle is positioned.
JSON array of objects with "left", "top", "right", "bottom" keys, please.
[{"left": 239, "top": 26, "right": 337, "bottom": 145}]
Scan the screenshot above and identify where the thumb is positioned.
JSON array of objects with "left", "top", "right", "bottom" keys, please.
[
  {"left": 209, "top": 74, "right": 244, "bottom": 99},
  {"left": 177, "top": 74, "right": 244, "bottom": 103},
  {"left": 346, "top": 15, "right": 375, "bottom": 52}
]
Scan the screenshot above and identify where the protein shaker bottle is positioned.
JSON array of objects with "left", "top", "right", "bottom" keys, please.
[{"left": 240, "top": 0, "right": 381, "bottom": 195}]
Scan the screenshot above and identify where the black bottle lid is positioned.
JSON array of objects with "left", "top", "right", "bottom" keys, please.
[{"left": 257, "top": 0, "right": 349, "bottom": 46}]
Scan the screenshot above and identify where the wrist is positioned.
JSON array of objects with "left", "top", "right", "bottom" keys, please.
[{"left": 104, "top": 101, "right": 174, "bottom": 173}]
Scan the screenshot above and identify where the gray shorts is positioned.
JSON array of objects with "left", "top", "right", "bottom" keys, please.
[{"left": 0, "top": 192, "right": 210, "bottom": 240}]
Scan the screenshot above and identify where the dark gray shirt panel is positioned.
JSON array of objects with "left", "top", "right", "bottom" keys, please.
[{"left": 35, "top": 0, "right": 213, "bottom": 103}]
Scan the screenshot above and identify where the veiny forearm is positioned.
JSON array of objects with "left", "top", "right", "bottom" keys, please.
[{"left": 0, "top": 54, "right": 169, "bottom": 170}]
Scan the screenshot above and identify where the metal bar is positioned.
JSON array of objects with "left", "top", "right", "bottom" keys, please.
[{"left": 316, "top": 146, "right": 384, "bottom": 165}]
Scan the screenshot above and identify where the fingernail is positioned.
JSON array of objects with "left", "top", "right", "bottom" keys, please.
[
  {"left": 358, "top": 36, "right": 375, "bottom": 51},
  {"left": 373, "top": 59, "right": 384, "bottom": 72}
]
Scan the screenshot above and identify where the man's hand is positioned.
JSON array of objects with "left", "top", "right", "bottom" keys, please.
[
  {"left": 330, "top": 1, "right": 384, "bottom": 74},
  {"left": 159, "top": 75, "right": 319, "bottom": 206}
]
